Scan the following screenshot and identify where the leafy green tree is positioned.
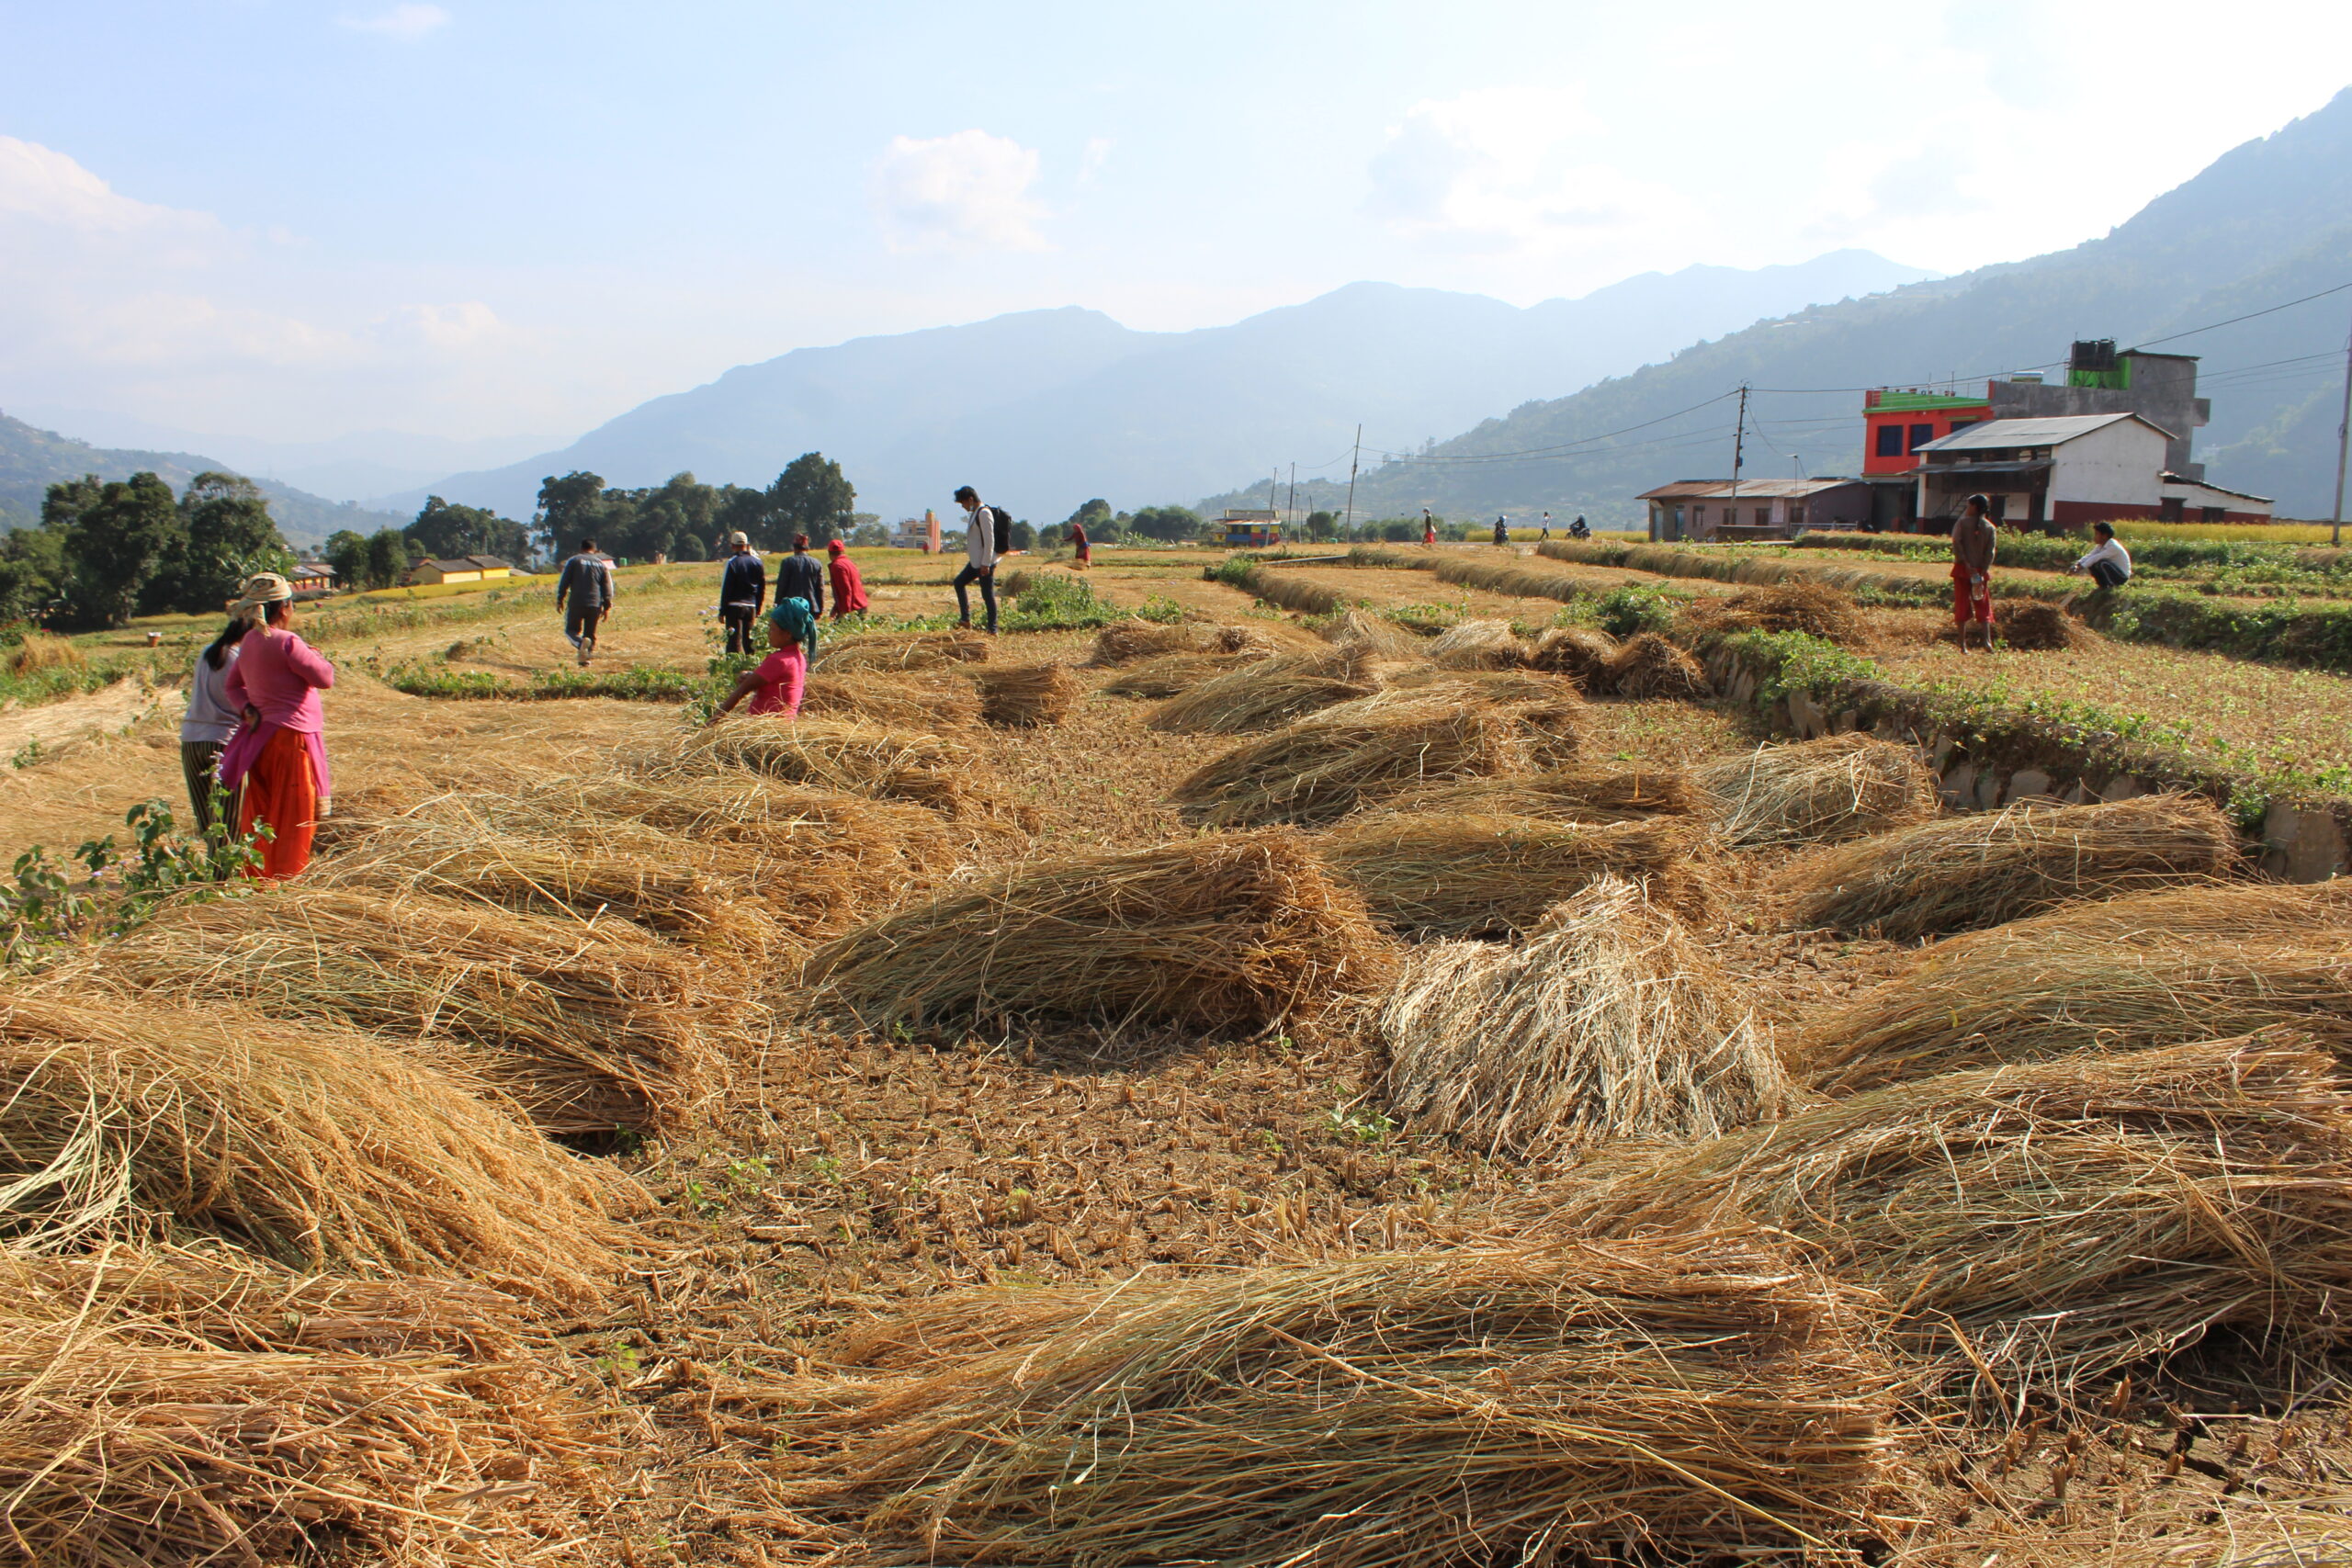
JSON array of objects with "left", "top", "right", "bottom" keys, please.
[
  {"left": 1065, "top": 498, "right": 1114, "bottom": 532},
  {"left": 1128, "top": 504, "right": 1203, "bottom": 542},
  {"left": 322, "top": 528, "right": 369, "bottom": 592},
  {"left": 535, "top": 470, "right": 608, "bottom": 558},
  {"left": 1305, "top": 510, "right": 1340, "bottom": 542},
  {"left": 676, "top": 533, "right": 707, "bottom": 562},
  {"left": 363, "top": 529, "right": 412, "bottom": 590},
  {"left": 51, "top": 472, "right": 182, "bottom": 629},
  {"left": 148, "top": 472, "right": 289, "bottom": 616},
  {"left": 849, "top": 519, "right": 890, "bottom": 547},
  {"left": 714, "top": 484, "right": 776, "bottom": 549},
  {"left": 768, "top": 452, "right": 855, "bottom": 545},
  {"left": 410, "top": 495, "right": 531, "bottom": 563}
]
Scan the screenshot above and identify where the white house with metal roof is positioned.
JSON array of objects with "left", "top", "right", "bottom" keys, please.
[{"left": 1910, "top": 412, "right": 2173, "bottom": 527}]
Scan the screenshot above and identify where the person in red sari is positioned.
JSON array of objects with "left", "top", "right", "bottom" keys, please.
[
  {"left": 824, "top": 538, "right": 868, "bottom": 620},
  {"left": 216, "top": 573, "right": 335, "bottom": 880}
]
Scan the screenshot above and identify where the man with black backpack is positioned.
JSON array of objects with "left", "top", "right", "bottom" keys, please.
[{"left": 952, "top": 484, "right": 1002, "bottom": 635}]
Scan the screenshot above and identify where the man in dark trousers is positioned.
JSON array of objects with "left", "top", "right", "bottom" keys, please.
[
  {"left": 718, "top": 531, "right": 765, "bottom": 656},
  {"left": 777, "top": 534, "right": 825, "bottom": 624},
  {"left": 555, "top": 537, "right": 613, "bottom": 666},
  {"left": 1492, "top": 515, "right": 1510, "bottom": 545}
]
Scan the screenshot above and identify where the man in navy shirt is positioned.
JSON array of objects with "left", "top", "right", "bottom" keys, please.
[{"left": 718, "top": 532, "right": 766, "bottom": 656}]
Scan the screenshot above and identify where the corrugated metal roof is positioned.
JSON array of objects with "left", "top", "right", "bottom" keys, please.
[
  {"left": 1915, "top": 412, "right": 2172, "bottom": 452},
  {"left": 1636, "top": 479, "right": 1866, "bottom": 500}
]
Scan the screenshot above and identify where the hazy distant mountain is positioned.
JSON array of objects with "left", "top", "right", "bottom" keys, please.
[
  {"left": 395, "top": 250, "right": 1936, "bottom": 523},
  {"left": 1262, "top": 86, "right": 2352, "bottom": 524},
  {"left": 0, "top": 413, "right": 407, "bottom": 547}
]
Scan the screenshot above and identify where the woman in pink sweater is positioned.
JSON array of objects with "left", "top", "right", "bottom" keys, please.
[{"left": 217, "top": 573, "right": 336, "bottom": 879}]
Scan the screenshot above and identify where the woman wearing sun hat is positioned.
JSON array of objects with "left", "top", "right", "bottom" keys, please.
[{"left": 215, "top": 572, "right": 336, "bottom": 879}]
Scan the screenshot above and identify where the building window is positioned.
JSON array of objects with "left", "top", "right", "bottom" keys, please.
[
  {"left": 1875, "top": 423, "right": 1904, "bottom": 457},
  {"left": 1908, "top": 423, "right": 1936, "bottom": 452},
  {"left": 1755, "top": 507, "right": 1770, "bottom": 527},
  {"left": 1690, "top": 506, "right": 1703, "bottom": 527},
  {"left": 1947, "top": 419, "right": 1977, "bottom": 434}
]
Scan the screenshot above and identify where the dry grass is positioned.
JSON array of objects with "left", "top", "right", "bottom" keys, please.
[
  {"left": 1169, "top": 687, "right": 1579, "bottom": 829},
  {"left": 8, "top": 631, "right": 85, "bottom": 677},
  {"left": 1371, "top": 763, "right": 1699, "bottom": 825},
  {"left": 0, "top": 990, "right": 636, "bottom": 1299},
  {"left": 1381, "top": 876, "right": 1787, "bottom": 1151},
  {"left": 1564, "top": 1032, "right": 2352, "bottom": 1382},
  {"left": 821, "top": 630, "right": 991, "bottom": 672},
  {"left": 1679, "top": 581, "right": 1867, "bottom": 646},
  {"left": 1424, "top": 617, "right": 1527, "bottom": 669},
  {"left": 1086, "top": 619, "right": 1200, "bottom": 665},
  {"left": 802, "top": 829, "right": 1394, "bottom": 1032},
  {"left": 1997, "top": 598, "right": 2099, "bottom": 651},
  {"left": 1694, "top": 733, "right": 1939, "bottom": 849},
  {"left": 1606, "top": 632, "right": 1712, "bottom": 698},
  {"left": 802, "top": 671, "right": 982, "bottom": 728},
  {"left": 1773, "top": 793, "right": 2241, "bottom": 939},
  {"left": 1317, "top": 606, "right": 1426, "bottom": 660},
  {"left": 1147, "top": 647, "right": 1378, "bottom": 735},
  {"left": 89, "top": 886, "right": 723, "bottom": 1137},
  {"left": 1321, "top": 814, "right": 1706, "bottom": 935},
  {"left": 1234, "top": 564, "right": 1345, "bottom": 615},
  {"left": 971, "top": 660, "right": 1080, "bottom": 727},
  {"left": 1098, "top": 650, "right": 1258, "bottom": 697},
  {"left": 1528, "top": 625, "right": 1618, "bottom": 686},
  {"left": 647, "top": 716, "right": 972, "bottom": 814},
  {"left": 782, "top": 1232, "right": 1892, "bottom": 1567}
]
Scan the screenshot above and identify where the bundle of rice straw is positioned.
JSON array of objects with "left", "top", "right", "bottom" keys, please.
[
  {"left": 1372, "top": 763, "right": 1697, "bottom": 825},
  {"left": 1379, "top": 666, "right": 1584, "bottom": 710},
  {"left": 1997, "top": 598, "right": 2098, "bottom": 651},
  {"left": 1797, "top": 917, "right": 2352, "bottom": 1096},
  {"left": 1773, "top": 793, "right": 2239, "bottom": 939},
  {"left": 821, "top": 630, "right": 991, "bottom": 672},
  {"left": 1527, "top": 625, "right": 1619, "bottom": 686},
  {"left": 649, "top": 716, "right": 971, "bottom": 814},
  {"left": 971, "top": 660, "right": 1080, "bottom": 727},
  {"left": 91, "top": 887, "right": 720, "bottom": 1136},
  {"left": 1323, "top": 816, "right": 1705, "bottom": 935},
  {"left": 1679, "top": 581, "right": 1867, "bottom": 646},
  {"left": 0, "top": 992, "right": 635, "bottom": 1298},
  {"left": 1381, "top": 875, "right": 1786, "bottom": 1151},
  {"left": 1169, "top": 689, "right": 1578, "bottom": 829},
  {"left": 570, "top": 773, "right": 958, "bottom": 878},
  {"left": 803, "top": 829, "right": 1393, "bottom": 1030},
  {"left": 1087, "top": 618, "right": 1198, "bottom": 665},
  {"left": 1604, "top": 632, "right": 1712, "bottom": 698},
  {"left": 1424, "top": 617, "right": 1528, "bottom": 670},
  {"left": 1317, "top": 605, "right": 1425, "bottom": 660},
  {"left": 1564, "top": 1032, "right": 2352, "bottom": 1381},
  {"left": 792, "top": 1232, "right": 1891, "bottom": 1566},
  {"left": 1694, "top": 733, "right": 1939, "bottom": 848},
  {"left": 801, "top": 671, "right": 981, "bottom": 728},
  {"left": 1099, "top": 650, "right": 1258, "bottom": 698},
  {"left": 0, "top": 1277, "right": 604, "bottom": 1566},
  {"left": 1148, "top": 646, "right": 1378, "bottom": 735}
]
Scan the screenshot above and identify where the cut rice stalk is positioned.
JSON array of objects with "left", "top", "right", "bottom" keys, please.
[
  {"left": 644, "top": 716, "right": 972, "bottom": 814},
  {"left": 1317, "top": 606, "right": 1425, "bottom": 660},
  {"left": 970, "top": 661, "right": 1080, "bottom": 727},
  {"left": 803, "top": 829, "right": 1395, "bottom": 1031},
  {"left": 1371, "top": 764, "right": 1698, "bottom": 825},
  {"left": 1322, "top": 814, "right": 1706, "bottom": 935},
  {"left": 1100, "top": 650, "right": 1259, "bottom": 698},
  {"left": 1147, "top": 647, "right": 1378, "bottom": 735},
  {"left": 1527, "top": 625, "right": 1619, "bottom": 687},
  {"left": 1087, "top": 619, "right": 1198, "bottom": 666},
  {"left": 1678, "top": 581, "right": 1867, "bottom": 646},
  {"left": 801, "top": 671, "right": 981, "bottom": 728},
  {"left": 1424, "top": 618, "right": 1528, "bottom": 670},
  {"left": 1694, "top": 733, "right": 1939, "bottom": 849},
  {"left": 785, "top": 1231, "right": 1892, "bottom": 1568},
  {"left": 1604, "top": 633, "right": 1712, "bottom": 699},
  {"left": 820, "top": 630, "right": 991, "bottom": 672},
  {"left": 1772, "top": 793, "right": 2241, "bottom": 939},
  {"left": 1381, "top": 874, "right": 1787, "bottom": 1151}
]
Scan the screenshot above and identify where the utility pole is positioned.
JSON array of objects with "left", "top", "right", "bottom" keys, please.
[
  {"left": 2334, "top": 306, "right": 2352, "bottom": 548},
  {"left": 1724, "top": 383, "right": 1749, "bottom": 540},
  {"left": 1286, "top": 462, "right": 1296, "bottom": 527},
  {"left": 1343, "top": 424, "right": 1362, "bottom": 538}
]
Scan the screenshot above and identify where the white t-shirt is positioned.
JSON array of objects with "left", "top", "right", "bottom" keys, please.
[
  {"left": 2075, "top": 537, "right": 2132, "bottom": 578},
  {"left": 963, "top": 505, "right": 1000, "bottom": 570}
]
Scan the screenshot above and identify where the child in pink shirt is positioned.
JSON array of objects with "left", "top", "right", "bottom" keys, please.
[{"left": 707, "top": 600, "right": 808, "bottom": 723}]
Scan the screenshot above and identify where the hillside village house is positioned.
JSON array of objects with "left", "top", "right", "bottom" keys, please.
[
  {"left": 1909, "top": 412, "right": 2172, "bottom": 526},
  {"left": 288, "top": 560, "right": 336, "bottom": 594},
  {"left": 1642, "top": 479, "right": 1872, "bottom": 542},
  {"left": 405, "top": 554, "right": 516, "bottom": 587}
]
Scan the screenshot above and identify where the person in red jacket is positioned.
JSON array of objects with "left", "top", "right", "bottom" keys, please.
[
  {"left": 825, "top": 539, "right": 869, "bottom": 619},
  {"left": 1068, "top": 517, "right": 1091, "bottom": 569}
]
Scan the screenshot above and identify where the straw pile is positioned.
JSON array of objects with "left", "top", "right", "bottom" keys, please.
[
  {"left": 570, "top": 773, "right": 959, "bottom": 884},
  {"left": 1234, "top": 564, "right": 1342, "bottom": 615},
  {"left": 791, "top": 1233, "right": 1891, "bottom": 1566},
  {"left": 1169, "top": 688, "right": 1579, "bottom": 829},
  {"left": 0, "top": 1280, "right": 602, "bottom": 1567},
  {"left": 1679, "top": 581, "right": 1867, "bottom": 646},
  {"left": 1564, "top": 1032, "right": 2352, "bottom": 1381},
  {"left": 1773, "top": 793, "right": 2240, "bottom": 939},
  {"left": 1318, "top": 606, "right": 1425, "bottom": 660},
  {"left": 1100, "top": 650, "right": 1257, "bottom": 698},
  {"left": 1372, "top": 763, "right": 1698, "bottom": 825},
  {"left": 1148, "top": 647, "right": 1378, "bottom": 735},
  {"left": 0, "top": 992, "right": 634, "bottom": 1297},
  {"left": 1322, "top": 815, "right": 1705, "bottom": 935},
  {"left": 1797, "top": 917, "right": 2352, "bottom": 1095},
  {"left": 801, "top": 671, "right": 981, "bottom": 728},
  {"left": 972, "top": 660, "right": 1080, "bottom": 727},
  {"left": 1604, "top": 632, "right": 1712, "bottom": 698},
  {"left": 1998, "top": 598, "right": 2098, "bottom": 651},
  {"left": 1381, "top": 876, "right": 1786, "bottom": 1151},
  {"left": 1424, "top": 617, "right": 1528, "bottom": 669},
  {"left": 1087, "top": 618, "right": 1196, "bottom": 664},
  {"left": 803, "top": 829, "right": 1394, "bottom": 1030},
  {"left": 1528, "top": 625, "right": 1618, "bottom": 686},
  {"left": 92, "top": 887, "right": 721, "bottom": 1136},
  {"left": 650, "top": 716, "right": 972, "bottom": 814},
  {"left": 1379, "top": 666, "right": 1583, "bottom": 710},
  {"left": 1694, "top": 733, "right": 1939, "bottom": 848},
  {"left": 822, "top": 630, "right": 991, "bottom": 672}
]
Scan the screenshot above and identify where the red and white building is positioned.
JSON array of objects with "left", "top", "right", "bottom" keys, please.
[{"left": 1910, "top": 412, "right": 2177, "bottom": 527}]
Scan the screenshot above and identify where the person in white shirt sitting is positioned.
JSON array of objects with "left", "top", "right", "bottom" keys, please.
[{"left": 2071, "top": 523, "right": 2132, "bottom": 590}]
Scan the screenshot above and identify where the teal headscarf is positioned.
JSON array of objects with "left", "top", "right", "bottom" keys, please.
[{"left": 768, "top": 594, "right": 819, "bottom": 662}]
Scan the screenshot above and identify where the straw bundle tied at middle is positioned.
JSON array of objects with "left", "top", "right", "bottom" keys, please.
[{"left": 1323, "top": 813, "right": 1708, "bottom": 935}]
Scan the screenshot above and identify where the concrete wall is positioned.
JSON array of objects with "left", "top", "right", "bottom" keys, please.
[
  {"left": 2049, "top": 420, "right": 2166, "bottom": 509},
  {"left": 1991, "top": 356, "right": 2210, "bottom": 479}
]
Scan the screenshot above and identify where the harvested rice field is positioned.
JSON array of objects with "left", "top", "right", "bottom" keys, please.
[{"left": 6, "top": 546, "right": 2352, "bottom": 1568}]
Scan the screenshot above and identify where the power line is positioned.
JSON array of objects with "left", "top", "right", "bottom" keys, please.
[
  {"left": 1357, "top": 390, "right": 1740, "bottom": 465},
  {"left": 2130, "top": 280, "right": 2352, "bottom": 350}
]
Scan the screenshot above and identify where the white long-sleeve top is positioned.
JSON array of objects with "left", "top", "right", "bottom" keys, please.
[
  {"left": 2074, "top": 537, "right": 2132, "bottom": 579},
  {"left": 963, "top": 504, "right": 1000, "bottom": 570},
  {"left": 181, "top": 643, "right": 242, "bottom": 744}
]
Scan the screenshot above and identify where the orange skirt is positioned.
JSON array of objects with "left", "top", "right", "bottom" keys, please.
[{"left": 238, "top": 726, "right": 319, "bottom": 880}]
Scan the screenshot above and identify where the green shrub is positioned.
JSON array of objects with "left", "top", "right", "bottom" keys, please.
[{"left": 1592, "top": 583, "right": 1678, "bottom": 638}]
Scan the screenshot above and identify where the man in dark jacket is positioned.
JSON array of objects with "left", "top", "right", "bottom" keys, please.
[
  {"left": 1951, "top": 494, "right": 1998, "bottom": 653},
  {"left": 718, "top": 532, "right": 766, "bottom": 656},
  {"left": 554, "top": 537, "right": 614, "bottom": 666},
  {"left": 776, "top": 534, "right": 825, "bottom": 621}
]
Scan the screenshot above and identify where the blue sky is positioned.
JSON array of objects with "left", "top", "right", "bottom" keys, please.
[{"left": 5, "top": 0, "right": 2349, "bottom": 447}]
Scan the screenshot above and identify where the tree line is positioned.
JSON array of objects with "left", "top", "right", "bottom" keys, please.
[{"left": 2, "top": 471, "right": 294, "bottom": 628}]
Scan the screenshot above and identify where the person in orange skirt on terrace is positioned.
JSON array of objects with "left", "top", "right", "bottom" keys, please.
[
  {"left": 216, "top": 573, "right": 336, "bottom": 879},
  {"left": 1949, "top": 493, "right": 1997, "bottom": 654}
]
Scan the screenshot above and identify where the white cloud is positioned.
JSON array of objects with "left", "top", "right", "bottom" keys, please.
[
  {"left": 1076, "top": 136, "right": 1114, "bottom": 188},
  {"left": 0, "top": 136, "right": 216, "bottom": 238},
  {"left": 873, "top": 130, "right": 1048, "bottom": 252},
  {"left": 340, "top": 4, "right": 450, "bottom": 40},
  {"left": 386, "top": 299, "right": 508, "bottom": 350}
]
